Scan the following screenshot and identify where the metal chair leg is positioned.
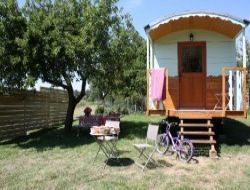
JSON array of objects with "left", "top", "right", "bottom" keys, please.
[{"left": 93, "top": 145, "right": 101, "bottom": 163}]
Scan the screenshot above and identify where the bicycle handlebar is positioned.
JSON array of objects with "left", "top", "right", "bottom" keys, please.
[{"left": 160, "top": 119, "right": 177, "bottom": 129}]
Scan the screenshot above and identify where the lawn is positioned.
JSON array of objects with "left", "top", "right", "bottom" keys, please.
[{"left": 0, "top": 114, "right": 250, "bottom": 190}]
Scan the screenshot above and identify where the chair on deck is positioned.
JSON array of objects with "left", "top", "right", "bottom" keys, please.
[{"left": 133, "top": 124, "right": 159, "bottom": 171}]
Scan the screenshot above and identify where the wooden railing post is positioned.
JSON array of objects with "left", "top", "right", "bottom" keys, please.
[
  {"left": 165, "top": 68, "right": 168, "bottom": 116},
  {"left": 243, "top": 68, "right": 247, "bottom": 117}
]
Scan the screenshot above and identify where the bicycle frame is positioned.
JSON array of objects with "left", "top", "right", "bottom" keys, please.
[
  {"left": 164, "top": 123, "right": 182, "bottom": 153},
  {"left": 157, "top": 120, "right": 194, "bottom": 162}
]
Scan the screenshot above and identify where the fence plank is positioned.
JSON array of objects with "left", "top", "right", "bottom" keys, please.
[{"left": 0, "top": 87, "right": 68, "bottom": 139}]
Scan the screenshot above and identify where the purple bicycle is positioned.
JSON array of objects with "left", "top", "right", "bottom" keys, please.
[{"left": 156, "top": 120, "right": 194, "bottom": 162}]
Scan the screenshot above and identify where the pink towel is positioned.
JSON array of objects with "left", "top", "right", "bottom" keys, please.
[{"left": 151, "top": 69, "right": 165, "bottom": 101}]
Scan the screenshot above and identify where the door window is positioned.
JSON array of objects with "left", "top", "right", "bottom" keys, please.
[{"left": 182, "top": 46, "right": 202, "bottom": 73}]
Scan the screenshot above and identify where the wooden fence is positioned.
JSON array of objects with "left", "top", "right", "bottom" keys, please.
[{"left": 0, "top": 87, "right": 68, "bottom": 139}]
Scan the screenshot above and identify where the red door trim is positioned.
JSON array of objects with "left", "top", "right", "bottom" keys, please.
[{"left": 178, "top": 41, "right": 207, "bottom": 109}]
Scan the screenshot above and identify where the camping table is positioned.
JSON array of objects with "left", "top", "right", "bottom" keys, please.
[{"left": 90, "top": 131, "right": 119, "bottom": 168}]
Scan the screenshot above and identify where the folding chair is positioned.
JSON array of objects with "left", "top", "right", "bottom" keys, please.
[
  {"left": 103, "top": 120, "right": 120, "bottom": 153},
  {"left": 105, "top": 120, "right": 120, "bottom": 137},
  {"left": 133, "top": 124, "right": 159, "bottom": 171}
]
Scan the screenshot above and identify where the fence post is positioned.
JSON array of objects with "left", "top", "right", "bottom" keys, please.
[
  {"left": 23, "top": 93, "right": 26, "bottom": 134},
  {"left": 46, "top": 91, "right": 49, "bottom": 128}
]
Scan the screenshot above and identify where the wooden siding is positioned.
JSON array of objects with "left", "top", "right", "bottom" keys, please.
[
  {"left": 206, "top": 76, "right": 222, "bottom": 109},
  {"left": 168, "top": 110, "right": 224, "bottom": 119},
  {"left": 153, "top": 29, "right": 235, "bottom": 76},
  {"left": 207, "top": 41, "right": 236, "bottom": 75},
  {"left": 147, "top": 69, "right": 247, "bottom": 119},
  {"left": 165, "top": 76, "right": 179, "bottom": 109},
  {"left": 0, "top": 88, "right": 68, "bottom": 139},
  {"left": 164, "top": 76, "right": 222, "bottom": 110}
]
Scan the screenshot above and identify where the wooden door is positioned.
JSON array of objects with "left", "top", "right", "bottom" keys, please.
[{"left": 178, "top": 42, "right": 206, "bottom": 109}]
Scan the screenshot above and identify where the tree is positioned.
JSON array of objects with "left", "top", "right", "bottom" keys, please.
[
  {"left": 0, "top": 0, "right": 29, "bottom": 91},
  {"left": 237, "top": 38, "right": 250, "bottom": 66},
  {"left": 119, "top": 30, "right": 146, "bottom": 98},
  {"left": 21, "top": 0, "right": 137, "bottom": 131},
  {"left": 237, "top": 38, "right": 250, "bottom": 88},
  {"left": 89, "top": 20, "right": 146, "bottom": 105}
]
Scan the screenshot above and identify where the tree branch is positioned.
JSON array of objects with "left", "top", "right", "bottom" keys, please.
[
  {"left": 102, "top": 90, "right": 109, "bottom": 100},
  {"left": 61, "top": 72, "right": 75, "bottom": 101},
  {"left": 75, "top": 75, "right": 86, "bottom": 103},
  {"left": 44, "top": 78, "right": 69, "bottom": 90}
]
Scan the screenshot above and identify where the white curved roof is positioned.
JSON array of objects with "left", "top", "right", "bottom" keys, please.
[{"left": 145, "top": 11, "right": 249, "bottom": 40}]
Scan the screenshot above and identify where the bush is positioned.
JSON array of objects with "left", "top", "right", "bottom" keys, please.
[
  {"left": 95, "top": 105, "right": 104, "bottom": 114},
  {"left": 121, "top": 107, "right": 129, "bottom": 115}
]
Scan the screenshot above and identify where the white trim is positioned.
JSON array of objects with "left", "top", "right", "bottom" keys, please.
[
  {"left": 146, "top": 37, "right": 149, "bottom": 69},
  {"left": 150, "top": 39, "right": 154, "bottom": 68},
  {"left": 150, "top": 13, "right": 245, "bottom": 31},
  {"left": 242, "top": 29, "right": 247, "bottom": 68}
]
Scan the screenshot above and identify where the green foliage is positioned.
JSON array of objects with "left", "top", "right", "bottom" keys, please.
[
  {"left": 237, "top": 39, "right": 250, "bottom": 88},
  {"left": 88, "top": 19, "right": 146, "bottom": 106},
  {"left": 120, "top": 106, "right": 129, "bottom": 115},
  {"left": 95, "top": 105, "right": 105, "bottom": 114},
  {"left": 21, "top": 0, "right": 107, "bottom": 88},
  {"left": 0, "top": 0, "right": 30, "bottom": 90},
  {"left": 0, "top": 0, "right": 146, "bottom": 128},
  {"left": 19, "top": 0, "right": 139, "bottom": 129},
  {"left": 119, "top": 31, "right": 146, "bottom": 98}
]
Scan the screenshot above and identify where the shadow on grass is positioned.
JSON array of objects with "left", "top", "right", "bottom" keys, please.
[
  {"left": 0, "top": 118, "right": 154, "bottom": 151},
  {"left": 1, "top": 116, "right": 248, "bottom": 154},
  {"left": 106, "top": 157, "right": 134, "bottom": 167},
  {"left": 0, "top": 125, "right": 94, "bottom": 151},
  {"left": 216, "top": 119, "right": 250, "bottom": 146},
  {"left": 119, "top": 121, "right": 158, "bottom": 140},
  {"left": 215, "top": 118, "right": 250, "bottom": 156},
  {"left": 136, "top": 160, "right": 173, "bottom": 170},
  {"left": 217, "top": 118, "right": 250, "bottom": 146}
]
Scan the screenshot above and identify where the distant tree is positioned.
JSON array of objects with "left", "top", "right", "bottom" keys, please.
[
  {"left": 237, "top": 38, "right": 250, "bottom": 66},
  {"left": 89, "top": 21, "right": 146, "bottom": 105},
  {"left": 237, "top": 38, "right": 250, "bottom": 88},
  {"left": 119, "top": 30, "right": 146, "bottom": 98},
  {"left": 20, "top": 0, "right": 138, "bottom": 131},
  {"left": 0, "top": 0, "right": 30, "bottom": 91}
]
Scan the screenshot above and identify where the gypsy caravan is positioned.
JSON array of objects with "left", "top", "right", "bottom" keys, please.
[{"left": 145, "top": 12, "right": 249, "bottom": 157}]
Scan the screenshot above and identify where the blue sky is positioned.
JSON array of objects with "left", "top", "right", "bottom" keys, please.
[
  {"left": 17, "top": 0, "right": 250, "bottom": 90},
  {"left": 18, "top": 0, "right": 250, "bottom": 38},
  {"left": 117, "top": 0, "right": 250, "bottom": 38}
]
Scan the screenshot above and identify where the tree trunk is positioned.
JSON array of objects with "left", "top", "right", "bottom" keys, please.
[
  {"left": 101, "top": 97, "right": 105, "bottom": 106},
  {"left": 64, "top": 94, "right": 76, "bottom": 132}
]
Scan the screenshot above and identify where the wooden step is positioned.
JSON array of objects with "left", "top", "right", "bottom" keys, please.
[
  {"left": 147, "top": 110, "right": 165, "bottom": 116},
  {"left": 180, "top": 131, "right": 215, "bottom": 135},
  {"left": 179, "top": 123, "right": 213, "bottom": 127},
  {"left": 191, "top": 139, "right": 216, "bottom": 144}
]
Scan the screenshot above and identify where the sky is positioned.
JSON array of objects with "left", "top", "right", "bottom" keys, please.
[
  {"left": 117, "top": 0, "right": 250, "bottom": 38},
  {"left": 17, "top": 0, "right": 250, "bottom": 90}
]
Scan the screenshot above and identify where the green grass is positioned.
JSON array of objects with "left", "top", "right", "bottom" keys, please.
[{"left": 0, "top": 114, "right": 250, "bottom": 190}]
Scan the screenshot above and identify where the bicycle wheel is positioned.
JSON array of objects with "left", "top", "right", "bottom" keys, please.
[
  {"left": 179, "top": 139, "right": 194, "bottom": 162},
  {"left": 156, "top": 134, "right": 169, "bottom": 155}
]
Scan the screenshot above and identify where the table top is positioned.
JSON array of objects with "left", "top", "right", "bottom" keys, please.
[{"left": 90, "top": 132, "right": 117, "bottom": 136}]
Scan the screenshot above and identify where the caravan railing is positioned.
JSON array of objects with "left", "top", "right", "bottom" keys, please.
[{"left": 222, "top": 67, "right": 247, "bottom": 114}]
